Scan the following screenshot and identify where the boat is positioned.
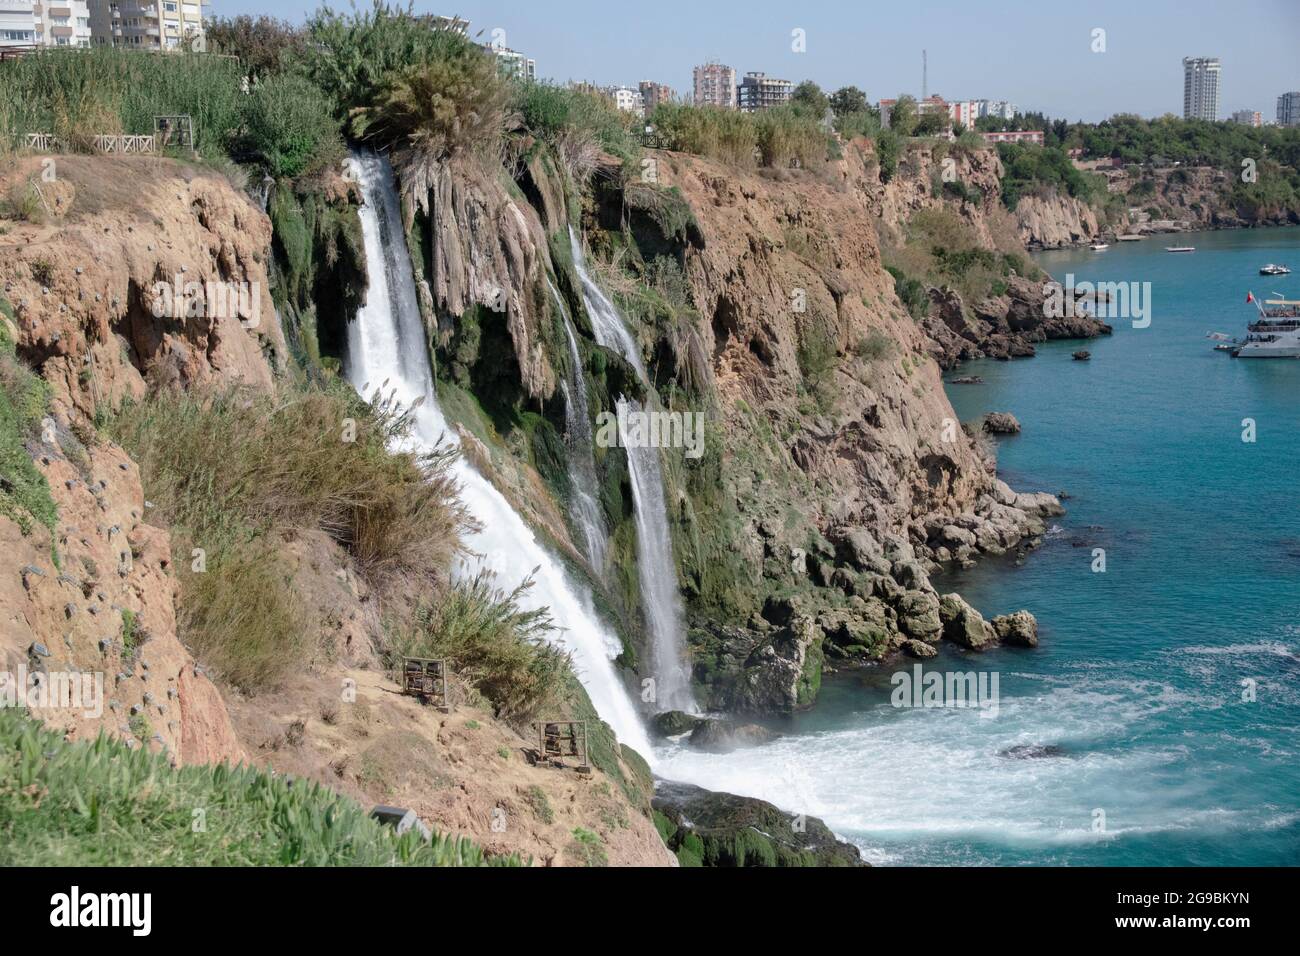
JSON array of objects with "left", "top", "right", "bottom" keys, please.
[
  {"left": 1089, "top": 242, "right": 1110, "bottom": 251},
  {"left": 1233, "top": 294, "right": 1300, "bottom": 358},
  {"left": 1259, "top": 263, "right": 1292, "bottom": 276},
  {"left": 1166, "top": 246, "right": 1196, "bottom": 253}
]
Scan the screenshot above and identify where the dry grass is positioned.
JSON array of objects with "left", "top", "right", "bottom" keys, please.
[{"left": 110, "top": 382, "right": 470, "bottom": 691}]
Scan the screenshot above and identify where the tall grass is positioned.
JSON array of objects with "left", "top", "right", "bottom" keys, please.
[
  {"left": 650, "top": 103, "right": 831, "bottom": 169},
  {"left": 109, "top": 383, "right": 469, "bottom": 691},
  {"left": 0, "top": 48, "right": 246, "bottom": 159},
  {"left": 0, "top": 707, "right": 518, "bottom": 866},
  {"left": 386, "top": 572, "right": 569, "bottom": 723}
]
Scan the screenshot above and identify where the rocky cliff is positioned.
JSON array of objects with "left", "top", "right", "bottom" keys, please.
[{"left": 0, "top": 154, "right": 666, "bottom": 866}]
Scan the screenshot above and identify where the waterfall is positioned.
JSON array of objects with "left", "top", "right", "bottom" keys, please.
[
  {"left": 550, "top": 281, "right": 610, "bottom": 576},
  {"left": 343, "top": 149, "right": 651, "bottom": 756},
  {"left": 618, "top": 399, "right": 697, "bottom": 712},
  {"left": 568, "top": 227, "right": 647, "bottom": 381},
  {"left": 567, "top": 227, "right": 696, "bottom": 713}
]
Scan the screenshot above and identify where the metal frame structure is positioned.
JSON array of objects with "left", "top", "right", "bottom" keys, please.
[
  {"left": 537, "top": 720, "right": 591, "bottom": 773},
  {"left": 401, "top": 657, "right": 449, "bottom": 712}
]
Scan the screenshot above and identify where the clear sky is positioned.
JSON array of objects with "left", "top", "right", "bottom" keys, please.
[{"left": 212, "top": 0, "right": 1300, "bottom": 121}]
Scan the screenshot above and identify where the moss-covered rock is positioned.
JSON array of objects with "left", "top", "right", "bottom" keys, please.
[{"left": 652, "top": 781, "right": 865, "bottom": 867}]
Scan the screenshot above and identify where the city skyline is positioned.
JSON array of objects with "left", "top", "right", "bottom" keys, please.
[{"left": 207, "top": 0, "right": 1300, "bottom": 123}]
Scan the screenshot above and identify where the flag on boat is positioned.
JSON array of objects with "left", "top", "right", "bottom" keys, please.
[{"left": 1246, "top": 292, "right": 1254, "bottom": 303}]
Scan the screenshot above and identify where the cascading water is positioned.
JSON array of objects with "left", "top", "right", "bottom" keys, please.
[
  {"left": 618, "top": 399, "right": 696, "bottom": 712},
  {"left": 568, "top": 228, "right": 696, "bottom": 713},
  {"left": 343, "top": 149, "right": 651, "bottom": 756},
  {"left": 550, "top": 282, "right": 609, "bottom": 576},
  {"left": 568, "top": 227, "right": 647, "bottom": 381}
]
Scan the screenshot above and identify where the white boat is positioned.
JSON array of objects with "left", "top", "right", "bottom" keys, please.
[
  {"left": 1090, "top": 242, "right": 1110, "bottom": 251},
  {"left": 1259, "top": 263, "right": 1292, "bottom": 276},
  {"left": 1166, "top": 246, "right": 1196, "bottom": 253},
  {"left": 1234, "top": 297, "right": 1300, "bottom": 358}
]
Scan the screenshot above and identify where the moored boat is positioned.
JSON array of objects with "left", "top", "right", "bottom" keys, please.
[
  {"left": 1259, "top": 263, "right": 1292, "bottom": 276},
  {"left": 1166, "top": 246, "right": 1196, "bottom": 253},
  {"left": 1233, "top": 294, "right": 1300, "bottom": 358}
]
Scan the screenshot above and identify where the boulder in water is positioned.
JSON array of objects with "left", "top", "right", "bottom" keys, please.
[
  {"left": 993, "top": 609, "right": 1039, "bottom": 647},
  {"left": 652, "top": 781, "right": 866, "bottom": 867},
  {"left": 687, "top": 718, "right": 777, "bottom": 754},
  {"left": 650, "top": 710, "right": 702, "bottom": 738},
  {"left": 983, "top": 412, "right": 1022, "bottom": 435},
  {"left": 938, "top": 593, "right": 997, "bottom": 649},
  {"left": 999, "top": 743, "right": 1066, "bottom": 760}
]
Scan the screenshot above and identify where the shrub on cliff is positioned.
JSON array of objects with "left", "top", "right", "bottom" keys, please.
[
  {"left": 241, "top": 73, "right": 343, "bottom": 179},
  {"left": 0, "top": 331, "right": 57, "bottom": 536},
  {"left": 110, "top": 383, "right": 468, "bottom": 691},
  {"left": 0, "top": 707, "right": 517, "bottom": 866},
  {"left": 386, "top": 572, "right": 568, "bottom": 723}
]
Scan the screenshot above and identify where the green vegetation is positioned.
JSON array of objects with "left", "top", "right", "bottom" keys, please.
[
  {"left": 996, "top": 142, "right": 1103, "bottom": 209},
  {"left": 568, "top": 826, "right": 608, "bottom": 867},
  {"left": 0, "top": 328, "right": 56, "bottom": 536},
  {"left": 525, "top": 784, "right": 554, "bottom": 824},
  {"left": 650, "top": 102, "right": 832, "bottom": 169},
  {"left": 386, "top": 572, "right": 568, "bottom": 723},
  {"left": 109, "top": 383, "right": 466, "bottom": 692},
  {"left": 0, "top": 707, "right": 516, "bottom": 866},
  {"left": 885, "top": 265, "right": 929, "bottom": 320}
]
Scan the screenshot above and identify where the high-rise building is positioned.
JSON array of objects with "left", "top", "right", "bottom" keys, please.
[
  {"left": 692, "top": 61, "right": 736, "bottom": 109},
  {"left": 485, "top": 43, "right": 535, "bottom": 81},
  {"left": 737, "top": 72, "right": 792, "bottom": 112},
  {"left": 639, "top": 81, "right": 674, "bottom": 117},
  {"left": 0, "top": 1, "right": 93, "bottom": 49},
  {"left": 1277, "top": 92, "right": 1300, "bottom": 127},
  {"left": 1230, "top": 109, "right": 1262, "bottom": 127},
  {"left": 1182, "top": 56, "right": 1221, "bottom": 121},
  {"left": 87, "top": 0, "right": 208, "bottom": 51}
]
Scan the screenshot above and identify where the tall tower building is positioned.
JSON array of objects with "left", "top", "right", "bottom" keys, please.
[
  {"left": 693, "top": 62, "right": 736, "bottom": 109},
  {"left": 1182, "top": 57, "right": 1221, "bottom": 121},
  {"left": 1277, "top": 92, "right": 1300, "bottom": 127}
]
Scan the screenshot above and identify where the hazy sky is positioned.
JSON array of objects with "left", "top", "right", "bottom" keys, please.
[{"left": 213, "top": 0, "right": 1300, "bottom": 121}]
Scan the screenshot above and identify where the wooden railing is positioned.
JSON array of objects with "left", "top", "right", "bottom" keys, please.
[{"left": 24, "top": 132, "right": 157, "bottom": 154}]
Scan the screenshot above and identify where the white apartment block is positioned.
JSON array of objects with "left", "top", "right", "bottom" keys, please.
[
  {"left": 485, "top": 44, "right": 535, "bottom": 82},
  {"left": 1182, "top": 56, "right": 1220, "bottom": 121},
  {"left": 0, "top": 1, "right": 92, "bottom": 49},
  {"left": 87, "top": 0, "right": 208, "bottom": 52},
  {"left": 613, "top": 86, "right": 642, "bottom": 116},
  {"left": 1277, "top": 92, "right": 1300, "bottom": 128}
]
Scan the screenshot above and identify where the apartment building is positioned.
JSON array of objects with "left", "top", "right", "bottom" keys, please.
[
  {"left": 639, "top": 80, "right": 674, "bottom": 117},
  {"left": 486, "top": 43, "right": 535, "bottom": 82},
  {"left": 613, "top": 86, "right": 642, "bottom": 116},
  {"left": 0, "top": 1, "right": 92, "bottom": 49},
  {"left": 87, "top": 0, "right": 207, "bottom": 51},
  {"left": 736, "top": 72, "right": 792, "bottom": 112},
  {"left": 692, "top": 61, "right": 736, "bottom": 109},
  {"left": 1230, "top": 109, "right": 1262, "bottom": 127},
  {"left": 1182, "top": 56, "right": 1221, "bottom": 121},
  {"left": 1277, "top": 92, "right": 1300, "bottom": 128},
  {"left": 980, "top": 129, "right": 1044, "bottom": 145}
]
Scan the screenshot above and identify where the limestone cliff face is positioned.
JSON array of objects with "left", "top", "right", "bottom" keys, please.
[
  {"left": 656, "top": 145, "right": 997, "bottom": 549},
  {"left": 0, "top": 156, "right": 283, "bottom": 420},
  {"left": 409, "top": 156, "right": 557, "bottom": 401},
  {"left": 0, "top": 435, "right": 244, "bottom": 766},
  {"left": 1015, "top": 192, "right": 1101, "bottom": 248},
  {"left": 0, "top": 155, "right": 282, "bottom": 766}
]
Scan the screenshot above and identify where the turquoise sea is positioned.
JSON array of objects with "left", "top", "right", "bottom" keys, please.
[{"left": 657, "top": 227, "right": 1300, "bottom": 865}]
